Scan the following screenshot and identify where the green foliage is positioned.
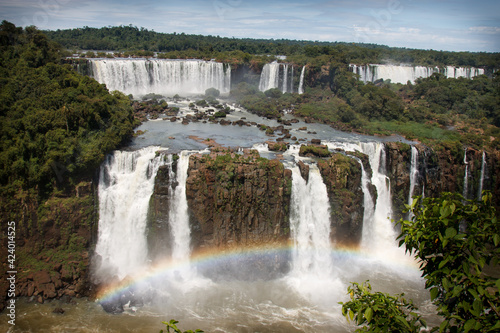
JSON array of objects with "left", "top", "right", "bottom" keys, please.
[
  {"left": 398, "top": 192, "right": 500, "bottom": 332},
  {"left": 344, "top": 192, "right": 500, "bottom": 332},
  {"left": 299, "top": 145, "right": 332, "bottom": 157},
  {"left": 44, "top": 25, "right": 499, "bottom": 68},
  {"left": 340, "top": 281, "right": 426, "bottom": 332},
  {"left": 205, "top": 87, "right": 220, "bottom": 98},
  {"left": 0, "top": 22, "right": 135, "bottom": 201},
  {"left": 160, "top": 319, "right": 203, "bottom": 333}
]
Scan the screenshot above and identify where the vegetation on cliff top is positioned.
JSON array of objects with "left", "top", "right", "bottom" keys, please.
[
  {"left": 45, "top": 25, "right": 500, "bottom": 68},
  {"left": 0, "top": 21, "right": 136, "bottom": 217}
]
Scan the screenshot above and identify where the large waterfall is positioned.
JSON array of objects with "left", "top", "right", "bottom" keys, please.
[
  {"left": 90, "top": 59, "right": 231, "bottom": 97},
  {"left": 259, "top": 61, "right": 295, "bottom": 93},
  {"left": 94, "top": 147, "right": 165, "bottom": 281},
  {"left": 350, "top": 64, "right": 485, "bottom": 84},
  {"left": 289, "top": 165, "right": 333, "bottom": 277}
]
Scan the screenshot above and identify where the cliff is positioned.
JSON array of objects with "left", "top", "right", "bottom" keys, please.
[
  {"left": 0, "top": 182, "right": 96, "bottom": 311},
  {"left": 317, "top": 153, "right": 364, "bottom": 246},
  {"left": 384, "top": 142, "right": 500, "bottom": 222},
  {"left": 185, "top": 150, "right": 292, "bottom": 249}
]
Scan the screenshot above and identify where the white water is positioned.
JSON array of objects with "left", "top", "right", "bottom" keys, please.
[
  {"left": 287, "top": 163, "right": 344, "bottom": 307},
  {"left": 463, "top": 148, "right": 469, "bottom": 199},
  {"left": 169, "top": 151, "right": 193, "bottom": 264},
  {"left": 259, "top": 61, "right": 295, "bottom": 93},
  {"left": 94, "top": 147, "right": 165, "bottom": 281},
  {"left": 408, "top": 146, "right": 419, "bottom": 220},
  {"left": 352, "top": 156, "right": 375, "bottom": 244},
  {"left": 298, "top": 66, "right": 306, "bottom": 94},
  {"left": 90, "top": 59, "right": 231, "bottom": 97},
  {"left": 325, "top": 141, "right": 405, "bottom": 261},
  {"left": 478, "top": 152, "right": 487, "bottom": 200},
  {"left": 86, "top": 144, "right": 430, "bottom": 332},
  {"left": 350, "top": 64, "right": 485, "bottom": 84}
]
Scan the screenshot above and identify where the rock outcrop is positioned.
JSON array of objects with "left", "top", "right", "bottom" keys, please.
[
  {"left": 185, "top": 149, "right": 292, "bottom": 249},
  {"left": 0, "top": 183, "right": 96, "bottom": 311},
  {"left": 317, "top": 153, "right": 364, "bottom": 245}
]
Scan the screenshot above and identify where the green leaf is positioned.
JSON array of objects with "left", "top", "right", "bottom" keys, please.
[
  {"left": 430, "top": 287, "right": 439, "bottom": 300},
  {"left": 445, "top": 227, "right": 457, "bottom": 239},
  {"left": 364, "top": 307, "right": 373, "bottom": 323},
  {"left": 440, "top": 204, "right": 451, "bottom": 218},
  {"left": 349, "top": 310, "right": 354, "bottom": 321},
  {"left": 439, "top": 320, "right": 449, "bottom": 333},
  {"left": 493, "top": 234, "right": 499, "bottom": 247},
  {"left": 464, "top": 319, "right": 476, "bottom": 332}
]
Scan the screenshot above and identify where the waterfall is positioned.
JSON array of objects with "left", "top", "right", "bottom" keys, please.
[
  {"left": 289, "top": 164, "right": 333, "bottom": 277},
  {"left": 408, "top": 146, "right": 419, "bottom": 220},
  {"left": 286, "top": 162, "right": 344, "bottom": 306},
  {"left": 90, "top": 59, "right": 231, "bottom": 97},
  {"left": 359, "top": 143, "right": 399, "bottom": 255},
  {"left": 478, "top": 152, "right": 487, "bottom": 201},
  {"left": 325, "top": 141, "right": 402, "bottom": 259},
  {"left": 259, "top": 61, "right": 280, "bottom": 92},
  {"left": 463, "top": 148, "right": 469, "bottom": 199},
  {"left": 169, "top": 151, "right": 193, "bottom": 264},
  {"left": 282, "top": 64, "right": 289, "bottom": 94},
  {"left": 94, "top": 147, "right": 165, "bottom": 281},
  {"left": 350, "top": 64, "right": 484, "bottom": 84},
  {"left": 298, "top": 66, "right": 305, "bottom": 94},
  {"left": 351, "top": 156, "right": 375, "bottom": 242},
  {"left": 258, "top": 61, "right": 294, "bottom": 93}
]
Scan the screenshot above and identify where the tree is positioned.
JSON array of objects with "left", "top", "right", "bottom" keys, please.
[
  {"left": 342, "top": 192, "right": 500, "bottom": 332},
  {"left": 399, "top": 192, "right": 500, "bottom": 332}
]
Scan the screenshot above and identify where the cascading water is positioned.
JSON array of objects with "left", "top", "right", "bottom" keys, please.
[
  {"left": 351, "top": 156, "right": 375, "bottom": 243},
  {"left": 90, "top": 59, "right": 231, "bottom": 97},
  {"left": 325, "top": 141, "right": 404, "bottom": 260},
  {"left": 350, "top": 64, "right": 484, "bottom": 84},
  {"left": 286, "top": 162, "right": 344, "bottom": 306},
  {"left": 408, "top": 146, "right": 419, "bottom": 220},
  {"left": 259, "top": 61, "right": 294, "bottom": 93},
  {"left": 289, "top": 165, "right": 333, "bottom": 277},
  {"left": 168, "top": 151, "right": 198, "bottom": 282},
  {"left": 478, "top": 152, "right": 487, "bottom": 200},
  {"left": 94, "top": 146, "right": 165, "bottom": 281},
  {"left": 359, "top": 143, "right": 399, "bottom": 256},
  {"left": 298, "top": 66, "right": 305, "bottom": 94},
  {"left": 463, "top": 148, "right": 469, "bottom": 199}
]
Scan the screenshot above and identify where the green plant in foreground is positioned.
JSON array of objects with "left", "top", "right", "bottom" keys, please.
[
  {"left": 340, "top": 281, "right": 426, "bottom": 332},
  {"left": 398, "top": 192, "right": 500, "bottom": 332},
  {"left": 342, "top": 192, "right": 500, "bottom": 332},
  {"left": 160, "top": 319, "right": 203, "bottom": 333}
]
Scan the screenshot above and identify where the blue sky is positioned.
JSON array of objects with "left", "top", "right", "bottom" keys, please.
[{"left": 1, "top": 0, "right": 499, "bottom": 52}]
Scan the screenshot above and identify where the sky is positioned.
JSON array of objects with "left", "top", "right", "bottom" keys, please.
[{"left": 1, "top": 0, "right": 499, "bottom": 52}]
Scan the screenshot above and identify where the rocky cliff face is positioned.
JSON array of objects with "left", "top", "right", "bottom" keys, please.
[
  {"left": 317, "top": 153, "right": 364, "bottom": 246},
  {"left": 185, "top": 149, "right": 292, "bottom": 249},
  {"left": 148, "top": 158, "right": 177, "bottom": 262},
  {"left": 384, "top": 142, "right": 500, "bottom": 222},
  {"left": 0, "top": 182, "right": 96, "bottom": 311}
]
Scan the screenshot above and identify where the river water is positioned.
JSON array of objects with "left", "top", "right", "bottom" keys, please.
[{"left": 4, "top": 99, "right": 439, "bottom": 333}]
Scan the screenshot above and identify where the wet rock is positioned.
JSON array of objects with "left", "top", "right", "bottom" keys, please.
[
  {"left": 100, "top": 299, "right": 124, "bottom": 314},
  {"left": 297, "top": 161, "right": 310, "bottom": 182},
  {"left": 53, "top": 307, "right": 65, "bottom": 314}
]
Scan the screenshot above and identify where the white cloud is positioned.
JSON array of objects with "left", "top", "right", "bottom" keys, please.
[{"left": 469, "top": 26, "right": 500, "bottom": 34}]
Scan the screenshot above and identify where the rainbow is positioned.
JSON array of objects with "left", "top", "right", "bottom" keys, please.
[{"left": 95, "top": 242, "right": 420, "bottom": 304}]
